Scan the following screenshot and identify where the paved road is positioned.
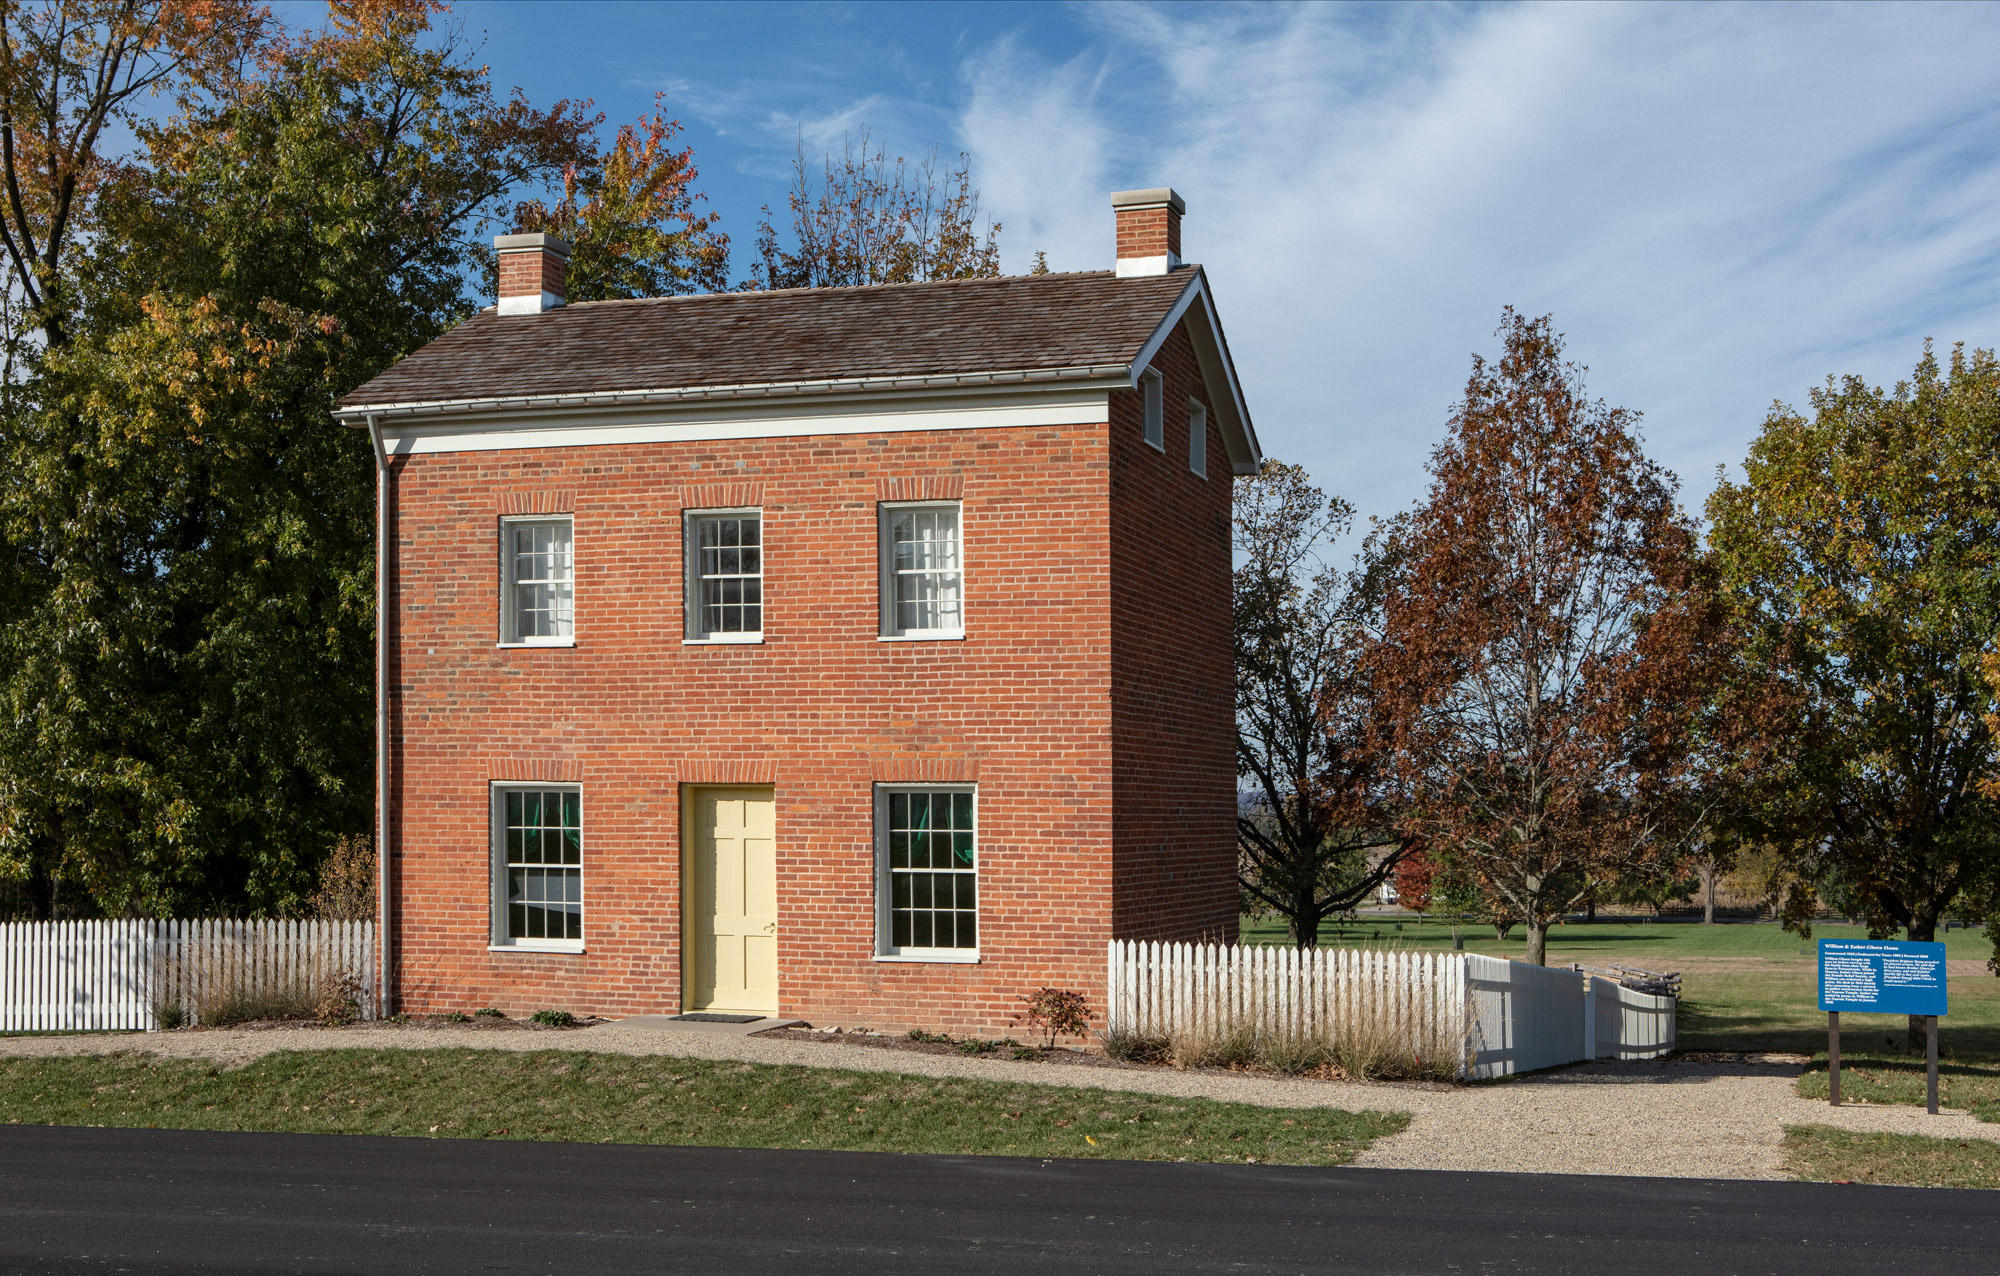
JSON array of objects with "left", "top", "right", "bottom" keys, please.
[{"left": 0, "top": 1126, "right": 1991, "bottom": 1274}]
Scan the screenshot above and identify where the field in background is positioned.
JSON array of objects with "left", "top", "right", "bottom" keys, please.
[{"left": 1241, "top": 915, "right": 2000, "bottom": 1055}]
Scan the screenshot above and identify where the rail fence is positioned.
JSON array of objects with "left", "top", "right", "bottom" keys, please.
[
  {"left": 0, "top": 919, "right": 375, "bottom": 1033},
  {"left": 1107, "top": 939, "right": 1675, "bottom": 1079}
]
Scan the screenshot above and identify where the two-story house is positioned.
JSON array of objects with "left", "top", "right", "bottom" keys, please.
[{"left": 336, "top": 188, "right": 1258, "bottom": 1032}]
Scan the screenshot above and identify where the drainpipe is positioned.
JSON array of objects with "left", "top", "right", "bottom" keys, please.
[{"left": 365, "top": 414, "right": 395, "bottom": 1018}]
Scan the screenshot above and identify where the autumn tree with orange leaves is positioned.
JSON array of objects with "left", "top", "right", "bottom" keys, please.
[
  {"left": 507, "top": 93, "right": 728, "bottom": 301},
  {"left": 1374, "top": 310, "right": 1727, "bottom": 966}
]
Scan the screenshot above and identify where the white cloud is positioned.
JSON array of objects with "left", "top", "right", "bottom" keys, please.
[{"left": 956, "top": 1, "right": 2000, "bottom": 526}]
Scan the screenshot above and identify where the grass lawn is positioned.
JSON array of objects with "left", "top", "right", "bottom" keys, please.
[
  {"left": 1784, "top": 1125, "right": 2000, "bottom": 1189},
  {"left": 1242, "top": 914, "right": 2000, "bottom": 1056},
  {"left": 0, "top": 1049, "right": 1407, "bottom": 1166},
  {"left": 1796, "top": 1054, "right": 2000, "bottom": 1123}
]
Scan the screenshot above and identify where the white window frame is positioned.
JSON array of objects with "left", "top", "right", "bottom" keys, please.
[
  {"left": 877, "top": 500, "right": 965, "bottom": 641},
  {"left": 498, "top": 515, "right": 576, "bottom": 647},
  {"left": 873, "top": 784, "right": 980, "bottom": 963},
  {"left": 489, "top": 783, "right": 585, "bottom": 953},
  {"left": 1189, "top": 399, "right": 1208, "bottom": 477},
  {"left": 683, "top": 507, "right": 765, "bottom": 644},
  {"left": 1140, "top": 368, "right": 1165, "bottom": 451}
]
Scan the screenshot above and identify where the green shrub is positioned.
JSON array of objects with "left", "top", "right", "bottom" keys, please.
[{"left": 530, "top": 1009, "right": 577, "bottom": 1028}]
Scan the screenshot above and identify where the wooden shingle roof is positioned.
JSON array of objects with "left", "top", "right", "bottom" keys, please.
[{"left": 339, "top": 270, "right": 1197, "bottom": 410}]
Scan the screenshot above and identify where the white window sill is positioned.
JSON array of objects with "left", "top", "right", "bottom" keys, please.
[
  {"left": 877, "top": 632, "right": 965, "bottom": 642},
  {"left": 497, "top": 639, "right": 577, "bottom": 649},
  {"left": 489, "top": 942, "right": 585, "bottom": 954},
  {"left": 682, "top": 635, "right": 764, "bottom": 645},
  {"left": 873, "top": 951, "right": 981, "bottom": 965}
]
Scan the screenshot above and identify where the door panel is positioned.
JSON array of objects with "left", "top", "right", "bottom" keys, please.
[{"left": 685, "top": 786, "right": 777, "bottom": 1014}]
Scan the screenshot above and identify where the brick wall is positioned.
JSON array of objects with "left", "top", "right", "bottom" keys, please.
[
  {"left": 383, "top": 322, "right": 1236, "bottom": 1035},
  {"left": 1107, "top": 321, "right": 1239, "bottom": 947}
]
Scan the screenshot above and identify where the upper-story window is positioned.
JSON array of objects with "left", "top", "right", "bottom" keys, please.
[
  {"left": 1189, "top": 400, "right": 1208, "bottom": 477},
  {"left": 1141, "top": 368, "right": 1164, "bottom": 450},
  {"left": 879, "top": 502, "right": 963, "bottom": 639},
  {"left": 501, "top": 516, "right": 574, "bottom": 645},
  {"left": 685, "top": 511, "right": 763, "bottom": 642}
]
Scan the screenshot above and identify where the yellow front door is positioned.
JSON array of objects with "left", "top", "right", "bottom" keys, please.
[{"left": 684, "top": 786, "right": 778, "bottom": 1014}]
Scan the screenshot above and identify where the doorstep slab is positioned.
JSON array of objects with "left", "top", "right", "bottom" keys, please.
[{"left": 604, "top": 1015, "right": 803, "bottom": 1037}]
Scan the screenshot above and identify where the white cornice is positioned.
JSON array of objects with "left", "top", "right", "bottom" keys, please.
[
  {"left": 336, "top": 363, "right": 1134, "bottom": 426},
  {"left": 370, "top": 385, "right": 1112, "bottom": 456}
]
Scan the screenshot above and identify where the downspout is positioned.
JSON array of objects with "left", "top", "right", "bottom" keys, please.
[{"left": 366, "top": 414, "right": 395, "bottom": 1018}]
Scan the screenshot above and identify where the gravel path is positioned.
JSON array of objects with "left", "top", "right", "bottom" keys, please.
[{"left": 4, "top": 1022, "right": 1993, "bottom": 1180}]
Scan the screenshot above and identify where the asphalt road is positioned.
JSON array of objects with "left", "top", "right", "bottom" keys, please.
[{"left": 0, "top": 1126, "right": 1992, "bottom": 1274}]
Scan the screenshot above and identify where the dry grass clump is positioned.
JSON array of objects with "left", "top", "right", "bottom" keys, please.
[
  {"left": 158, "top": 953, "right": 366, "bottom": 1028},
  {"left": 1105, "top": 1016, "right": 1462, "bottom": 1082}
]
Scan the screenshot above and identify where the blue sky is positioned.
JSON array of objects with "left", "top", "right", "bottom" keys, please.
[{"left": 430, "top": 1, "right": 2000, "bottom": 531}]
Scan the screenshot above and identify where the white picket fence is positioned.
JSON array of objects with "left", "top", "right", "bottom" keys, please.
[
  {"left": 1106, "top": 939, "right": 1675, "bottom": 1079},
  {"left": 0, "top": 919, "right": 376, "bottom": 1033}
]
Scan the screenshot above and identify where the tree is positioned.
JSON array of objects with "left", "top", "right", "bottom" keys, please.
[
  {"left": 739, "top": 129, "right": 1000, "bottom": 291},
  {"left": 0, "top": 1, "right": 605, "bottom": 916},
  {"left": 1233, "top": 460, "right": 1406, "bottom": 948},
  {"left": 1707, "top": 342, "right": 2000, "bottom": 1021},
  {"left": 506, "top": 94, "right": 729, "bottom": 302},
  {"left": 1375, "top": 310, "right": 1724, "bottom": 966},
  {"left": 0, "top": 0, "right": 269, "bottom": 352},
  {"left": 1392, "top": 846, "right": 1435, "bottom": 915}
]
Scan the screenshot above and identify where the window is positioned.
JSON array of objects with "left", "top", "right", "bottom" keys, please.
[
  {"left": 1141, "top": 368, "right": 1164, "bottom": 450},
  {"left": 879, "top": 502, "right": 963, "bottom": 638},
  {"left": 492, "top": 786, "right": 582, "bottom": 949},
  {"left": 501, "top": 517, "right": 574, "bottom": 644},
  {"left": 876, "top": 787, "right": 977, "bottom": 959},
  {"left": 685, "top": 511, "right": 763, "bottom": 641},
  {"left": 1189, "top": 400, "right": 1208, "bottom": 477}
]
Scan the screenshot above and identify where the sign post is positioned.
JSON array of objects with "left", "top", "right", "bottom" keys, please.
[{"left": 1817, "top": 939, "right": 1948, "bottom": 1112}]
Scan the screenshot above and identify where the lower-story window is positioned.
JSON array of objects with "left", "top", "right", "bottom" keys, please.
[
  {"left": 876, "top": 786, "right": 977, "bottom": 959},
  {"left": 492, "top": 785, "right": 583, "bottom": 949}
]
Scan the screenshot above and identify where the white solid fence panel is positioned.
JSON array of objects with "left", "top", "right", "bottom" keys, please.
[
  {"left": 0, "top": 919, "right": 374, "bottom": 1033},
  {"left": 1109, "top": 940, "right": 1672, "bottom": 1080}
]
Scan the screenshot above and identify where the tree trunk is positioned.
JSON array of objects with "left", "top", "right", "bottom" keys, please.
[
  {"left": 1524, "top": 919, "right": 1549, "bottom": 966},
  {"left": 24, "top": 865, "right": 56, "bottom": 922},
  {"left": 1585, "top": 895, "right": 1597, "bottom": 923},
  {"left": 1697, "top": 860, "right": 1718, "bottom": 924}
]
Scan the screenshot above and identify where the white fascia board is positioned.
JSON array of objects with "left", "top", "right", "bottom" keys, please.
[
  {"left": 374, "top": 385, "right": 1113, "bottom": 456},
  {"left": 337, "top": 363, "right": 1132, "bottom": 425},
  {"left": 1129, "top": 270, "right": 1261, "bottom": 474}
]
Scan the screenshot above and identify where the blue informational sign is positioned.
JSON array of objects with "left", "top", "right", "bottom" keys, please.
[{"left": 1818, "top": 939, "right": 1948, "bottom": 1017}]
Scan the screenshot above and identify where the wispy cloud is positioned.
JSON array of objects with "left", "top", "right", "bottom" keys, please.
[{"left": 957, "top": 1, "right": 2000, "bottom": 522}]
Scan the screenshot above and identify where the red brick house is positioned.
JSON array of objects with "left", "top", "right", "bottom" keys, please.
[{"left": 337, "top": 188, "right": 1258, "bottom": 1033}]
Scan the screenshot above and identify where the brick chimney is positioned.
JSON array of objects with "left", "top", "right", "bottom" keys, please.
[
  {"left": 495, "top": 233, "right": 571, "bottom": 314},
  {"left": 1112, "top": 188, "right": 1184, "bottom": 277}
]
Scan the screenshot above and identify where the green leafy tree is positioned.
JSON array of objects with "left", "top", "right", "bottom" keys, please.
[
  {"left": 0, "top": 1, "right": 608, "bottom": 916},
  {"left": 1707, "top": 342, "right": 2000, "bottom": 1019}
]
